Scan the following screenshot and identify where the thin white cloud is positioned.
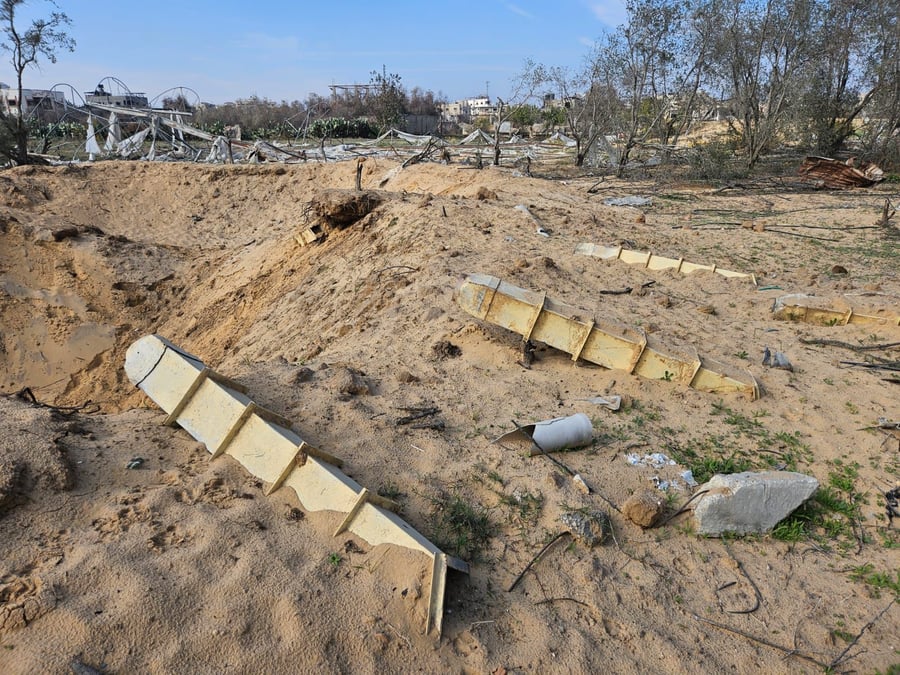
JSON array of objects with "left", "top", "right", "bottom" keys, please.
[
  {"left": 578, "top": 36, "right": 597, "bottom": 47},
  {"left": 587, "top": 0, "right": 627, "bottom": 27},
  {"left": 505, "top": 3, "right": 534, "bottom": 19}
]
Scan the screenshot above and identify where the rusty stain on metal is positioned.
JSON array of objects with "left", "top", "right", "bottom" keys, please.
[
  {"left": 575, "top": 243, "right": 756, "bottom": 283},
  {"left": 772, "top": 294, "right": 899, "bottom": 326},
  {"left": 456, "top": 274, "right": 759, "bottom": 399}
]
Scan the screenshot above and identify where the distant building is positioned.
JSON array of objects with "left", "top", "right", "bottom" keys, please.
[
  {"left": 85, "top": 83, "right": 149, "bottom": 109},
  {"left": 439, "top": 95, "right": 497, "bottom": 123},
  {"left": 0, "top": 83, "right": 66, "bottom": 117}
]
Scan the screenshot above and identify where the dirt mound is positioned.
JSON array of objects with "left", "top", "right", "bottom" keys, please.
[{"left": 0, "top": 397, "right": 73, "bottom": 515}]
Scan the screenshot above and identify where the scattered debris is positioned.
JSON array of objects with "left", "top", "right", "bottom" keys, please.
[
  {"left": 432, "top": 340, "right": 462, "bottom": 359},
  {"left": 798, "top": 156, "right": 884, "bottom": 189},
  {"left": 799, "top": 338, "right": 900, "bottom": 352},
  {"left": 456, "top": 274, "right": 760, "bottom": 398},
  {"left": 876, "top": 198, "right": 896, "bottom": 230},
  {"left": 124, "top": 334, "right": 467, "bottom": 638},
  {"left": 626, "top": 452, "right": 676, "bottom": 469},
  {"left": 603, "top": 196, "right": 652, "bottom": 207},
  {"left": 691, "top": 471, "right": 819, "bottom": 536},
  {"left": 500, "top": 419, "right": 593, "bottom": 494},
  {"left": 126, "top": 457, "right": 145, "bottom": 470},
  {"left": 885, "top": 487, "right": 899, "bottom": 525},
  {"left": 560, "top": 510, "right": 610, "bottom": 547},
  {"left": 772, "top": 293, "right": 899, "bottom": 326},
  {"left": 762, "top": 347, "right": 793, "bottom": 371},
  {"left": 395, "top": 406, "right": 440, "bottom": 426},
  {"left": 514, "top": 204, "right": 550, "bottom": 236},
  {"left": 576, "top": 395, "right": 622, "bottom": 411},
  {"left": 518, "top": 339, "right": 536, "bottom": 369},
  {"left": 494, "top": 413, "right": 593, "bottom": 455},
  {"left": 507, "top": 531, "right": 570, "bottom": 592},
  {"left": 575, "top": 243, "right": 755, "bottom": 283},
  {"left": 622, "top": 490, "right": 665, "bottom": 528},
  {"left": 681, "top": 470, "right": 698, "bottom": 487}
]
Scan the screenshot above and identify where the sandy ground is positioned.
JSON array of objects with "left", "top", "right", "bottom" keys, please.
[{"left": 0, "top": 158, "right": 898, "bottom": 674}]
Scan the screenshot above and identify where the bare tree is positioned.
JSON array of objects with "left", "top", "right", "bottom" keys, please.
[
  {"left": 492, "top": 59, "right": 543, "bottom": 165},
  {"left": 0, "top": 0, "right": 74, "bottom": 164},
  {"left": 589, "top": 0, "right": 683, "bottom": 175},
  {"left": 540, "top": 63, "right": 616, "bottom": 166}
]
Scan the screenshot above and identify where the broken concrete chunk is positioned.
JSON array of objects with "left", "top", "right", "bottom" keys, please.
[
  {"left": 692, "top": 471, "right": 818, "bottom": 536},
  {"left": 623, "top": 490, "right": 665, "bottom": 528},
  {"left": 560, "top": 510, "right": 609, "bottom": 547}
]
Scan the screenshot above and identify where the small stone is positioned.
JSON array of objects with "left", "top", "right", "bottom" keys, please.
[
  {"left": 397, "top": 370, "right": 419, "bottom": 384},
  {"left": 623, "top": 490, "right": 665, "bottom": 528},
  {"left": 293, "top": 367, "right": 314, "bottom": 384},
  {"left": 560, "top": 510, "right": 610, "bottom": 547},
  {"left": 335, "top": 368, "right": 371, "bottom": 399}
]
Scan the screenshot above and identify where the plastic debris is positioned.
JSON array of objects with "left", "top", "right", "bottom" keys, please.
[
  {"left": 495, "top": 413, "right": 593, "bottom": 456},
  {"left": 603, "top": 196, "right": 653, "bottom": 207},
  {"left": 126, "top": 457, "right": 145, "bottom": 469},
  {"left": 626, "top": 452, "right": 676, "bottom": 469},
  {"left": 577, "top": 395, "right": 622, "bottom": 411}
]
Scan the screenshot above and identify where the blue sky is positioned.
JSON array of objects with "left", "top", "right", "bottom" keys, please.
[{"left": 9, "top": 0, "right": 626, "bottom": 105}]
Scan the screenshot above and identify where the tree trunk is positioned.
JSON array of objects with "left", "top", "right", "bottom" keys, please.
[{"left": 15, "top": 74, "right": 28, "bottom": 164}]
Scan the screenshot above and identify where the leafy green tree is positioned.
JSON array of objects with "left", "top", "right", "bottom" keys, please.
[
  {"left": 369, "top": 66, "right": 407, "bottom": 132},
  {"left": 707, "top": 0, "right": 815, "bottom": 167},
  {"left": 0, "top": 0, "right": 74, "bottom": 164},
  {"left": 797, "top": 0, "right": 898, "bottom": 157},
  {"left": 508, "top": 104, "right": 540, "bottom": 128}
]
